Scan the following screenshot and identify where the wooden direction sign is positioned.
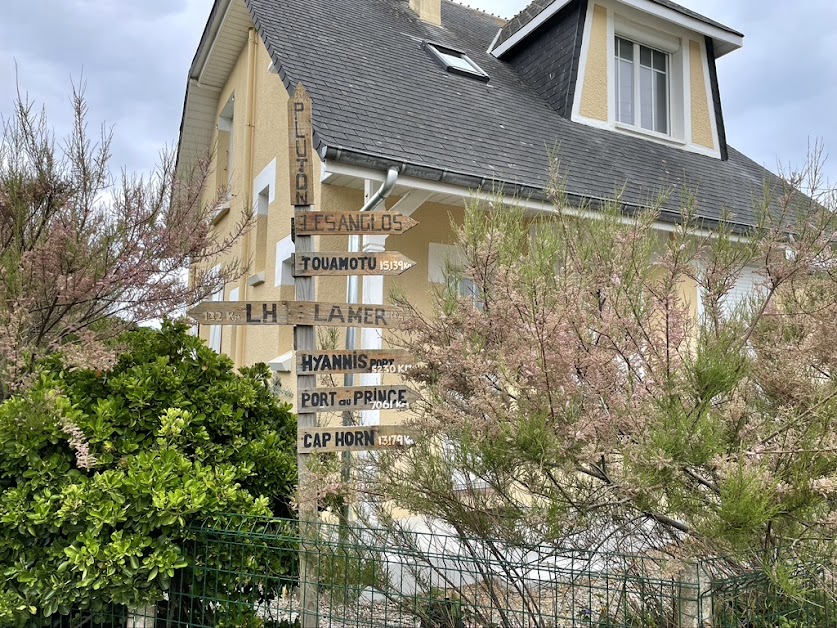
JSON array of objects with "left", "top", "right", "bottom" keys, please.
[
  {"left": 189, "top": 301, "right": 409, "bottom": 329},
  {"left": 297, "top": 349, "right": 416, "bottom": 375},
  {"left": 298, "top": 384, "right": 420, "bottom": 413},
  {"left": 298, "top": 424, "right": 416, "bottom": 454},
  {"left": 294, "top": 251, "right": 415, "bottom": 277},
  {"left": 289, "top": 85, "right": 314, "bottom": 206},
  {"left": 294, "top": 210, "right": 418, "bottom": 237}
]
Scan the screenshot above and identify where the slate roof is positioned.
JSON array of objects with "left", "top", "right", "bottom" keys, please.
[{"left": 247, "top": 0, "right": 780, "bottom": 229}]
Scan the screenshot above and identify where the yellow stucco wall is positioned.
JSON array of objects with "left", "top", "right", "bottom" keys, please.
[
  {"left": 689, "top": 40, "right": 715, "bottom": 150},
  {"left": 580, "top": 4, "right": 610, "bottom": 122}
]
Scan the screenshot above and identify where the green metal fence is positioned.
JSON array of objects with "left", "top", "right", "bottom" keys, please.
[
  {"left": 38, "top": 516, "right": 836, "bottom": 627},
  {"left": 709, "top": 565, "right": 837, "bottom": 628}
]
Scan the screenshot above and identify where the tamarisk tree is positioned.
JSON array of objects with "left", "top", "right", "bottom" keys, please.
[
  {"left": 0, "top": 87, "right": 248, "bottom": 399},
  {"left": 369, "top": 156, "right": 837, "bottom": 577}
]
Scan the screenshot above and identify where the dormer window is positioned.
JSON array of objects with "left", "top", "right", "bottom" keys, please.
[{"left": 615, "top": 36, "right": 669, "bottom": 135}]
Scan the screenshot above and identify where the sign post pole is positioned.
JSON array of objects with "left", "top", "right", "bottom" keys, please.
[{"left": 289, "top": 83, "right": 318, "bottom": 628}]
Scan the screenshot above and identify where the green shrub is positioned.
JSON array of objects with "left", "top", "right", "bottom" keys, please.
[{"left": 0, "top": 321, "right": 297, "bottom": 625}]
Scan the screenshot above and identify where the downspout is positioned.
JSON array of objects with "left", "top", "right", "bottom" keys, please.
[
  {"left": 237, "top": 27, "right": 258, "bottom": 367},
  {"left": 341, "top": 167, "right": 398, "bottom": 524},
  {"left": 358, "top": 167, "right": 400, "bottom": 214},
  {"left": 344, "top": 167, "right": 399, "bottom": 353}
]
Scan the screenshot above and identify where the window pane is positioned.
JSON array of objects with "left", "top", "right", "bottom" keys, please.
[
  {"left": 655, "top": 70, "right": 668, "bottom": 133},
  {"left": 438, "top": 50, "right": 477, "bottom": 73},
  {"left": 640, "top": 66, "right": 653, "bottom": 130},
  {"left": 615, "top": 37, "right": 670, "bottom": 135},
  {"left": 617, "top": 37, "right": 633, "bottom": 61},
  {"left": 618, "top": 58, "right": 634, "bottom": 123},
  {"left": 653, "top": 50, "right": 666, "bottom": 72}
]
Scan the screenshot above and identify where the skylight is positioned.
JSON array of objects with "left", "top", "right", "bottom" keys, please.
[{"left": 424, "top": 42, "right": 489, "bottom": 82}]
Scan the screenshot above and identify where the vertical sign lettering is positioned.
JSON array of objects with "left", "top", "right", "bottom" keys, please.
[{"left": 289, "top": 84, "right": 314, "bottom": 207}]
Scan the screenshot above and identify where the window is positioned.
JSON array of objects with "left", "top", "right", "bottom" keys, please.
[
  {"left": 615, "top": 36, "right": 669, "bottom": 135},
  {"left": 208, "top": 277, "right": 224, "bottom": 353},
  {"left": 424, "top": 42, "right": 489, "bottom": 82},
  {"left": 250, "top": 186, "right": 269, "bottom": 286},
  {"left": 217, "top": 96, "right": 235, "bottom": 190},
  {"left": 697, "top": 265, "right": 766, "bottom": 321},
  {"left": 428, "top": 243, "right": 483, "bottom": 309},
  {"left": 458, "top": 277, "right": 484, "bottom": 311},
  {"left": 275, "top": 236, "right": 295, "bottom": 287},
  {"left": 720, "top": 267, "right": 765, "bottom": 319},
  {"left": 444, "top": 438, "right": 491, "bottom": 493},
  {"left": 249, "top": 159, "right": 276, "bottom": 287}
]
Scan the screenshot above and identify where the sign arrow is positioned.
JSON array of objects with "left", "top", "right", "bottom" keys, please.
[
  {"left": 294, "top": 251, "right": 416, "bottom": 277},
  {"left": 296, "top": 349, "right": 416, "bottom": 375},
  {"left": 188, "top": 301, "right": 410, "bottom": 329},
  {"left": 297, "top": 385, "right": 421, "bottom": 413},
  {"left": 293, "top": 210, "right": 418, "bottom": 236},
  {"left": 298, "top": 425, "right": 417, "bottom": 453}
]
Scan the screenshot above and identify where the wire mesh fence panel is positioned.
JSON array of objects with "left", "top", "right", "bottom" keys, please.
[
  {"left": 710, "top": 566, "right": 837, "bottom": 628},
  {"left": 34, "top": 516, "right": 837, "bottom": 627}
]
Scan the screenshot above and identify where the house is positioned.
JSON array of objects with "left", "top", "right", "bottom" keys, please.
[{"left": 176, "top": 0, "right": 781, "bottom": 419}]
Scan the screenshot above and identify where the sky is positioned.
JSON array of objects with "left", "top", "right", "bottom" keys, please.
[{"left": 1, "top": 0, "right": 835, "bottom": 190}]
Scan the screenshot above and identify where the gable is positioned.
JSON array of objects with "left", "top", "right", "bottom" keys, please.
[
  {"left": 497, "top": 0, "right": 731, "bottom": 160},
  {"left": 504, "top": 0, "right": 588, "bottom": 119}
]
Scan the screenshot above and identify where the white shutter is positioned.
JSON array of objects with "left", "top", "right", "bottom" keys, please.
[
  {"left": 722, "top": 266, "right": 763, "bottom": 319},
  {"left": 697, "top": 265, "right": 766, "bottom": 321}
]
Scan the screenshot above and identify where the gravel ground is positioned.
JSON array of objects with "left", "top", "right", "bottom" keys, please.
[{"left": 253, "top": 579, "right": 645, "bottom": 627}]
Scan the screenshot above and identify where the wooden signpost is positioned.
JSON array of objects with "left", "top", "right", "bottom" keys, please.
[
  {"left": 297, "top": 349, "right": 415, "bottom": 375},
  {"left": 290, "top": 84, "right": 319, "bottom": 628},
  {"left": 188, "top": 300, "right": 409, "bottom": 328},
  {"left": 298, "top": 384, "right": 420, "bottom": 414},
  {"left": 298, "top": 425, "right": 416, "bottom": 454},
  {"left": 294, "top": 251, "right": 415, "bottom": 276},
  {"left": 294, "top": 209, "right": 418, "bottom": 236},
  {"left": 195, "top": 84, "right": 422, "bottom": 628}
]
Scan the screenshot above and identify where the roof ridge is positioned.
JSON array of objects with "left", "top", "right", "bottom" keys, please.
[
  {"left": 442, "top": 0, "right": 506, "bottom": 22},
  {"left": 496, "top": 0, "right": 742, "bottom": 52},
  {"left": 496, "top": 0, "right": 557, "bottom": 48}
]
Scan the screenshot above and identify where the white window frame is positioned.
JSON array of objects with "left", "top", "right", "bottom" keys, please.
[
  {"left": 275, "top": 235, "right": 295, "bottom": 287},
  {"left": 600, "top": 10, "right": 694, "bottom": 149},
  {"left": 428, "top": 243, "right": 464, "bottom": 285},
  {"left": 208, "top": 277, "right": 224, "bottom": 353},
  {"left": 615, "top": 35, "right": 670, "bottom": 136},
  {"left": 218, "top": 96, "right": 235, "bottom": 187},
  {"left": 444, "top": 439, "right": 491, "bottom": 493}
]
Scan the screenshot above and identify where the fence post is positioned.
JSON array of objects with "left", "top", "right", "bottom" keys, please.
[
  {"left": 126, "top": 604, "right": 156, "bottom": 628},
  {"left": 677, "top": 563, "right": 712, "bottom": 627}
]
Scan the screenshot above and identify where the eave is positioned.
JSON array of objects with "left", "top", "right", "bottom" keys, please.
[
  {"left": 175, "top": 0, "right": 253, "bottom": 183},
  {"left": 490, "top": 0, "right": 743, "bottom": 59}
]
